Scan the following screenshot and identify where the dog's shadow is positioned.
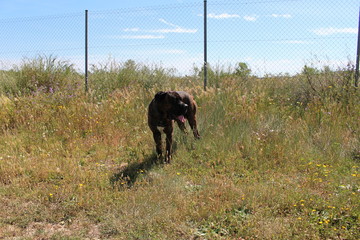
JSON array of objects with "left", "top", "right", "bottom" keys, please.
[
  {"left": 110, "top": 133, "right": 194, "bottom": 189},
  {"left": 110, "top": 153, "right": 160, "bottom": 188}
]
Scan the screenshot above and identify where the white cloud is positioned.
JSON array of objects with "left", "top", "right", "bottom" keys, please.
[
  {"left": 312, "top": 27, "right": 357, "bottom": 36},
  {"left": 121, "top": 19, "right": 197, "bottom": 35},
  {"left": 116, "top": 35, "right": 165, "bottom": 39},
  {"left": 271, "top": 14, "right": 292, "bottom": 18},
  {"left": 149, "top": 28, "right": 197, "bottom": 33},
  {"left": 148, "top": 18, "right": 197, "bottom": 33},
  {"left": 243, "top": 15, "right": 258, "bottom": 22},
  {"left": 207, "top": 13, "right": 241, "bottom": 19},
  {"left": 280, "top": 40, "right": 311, "bottom": 44},
  {"left": 0, "top": 58, "right": 22, "bottom": 70},
  {"left": 163, "top": 49, "right": 186, "bottom": 54},
  {"left": 123, "top": 28, "right": 140, "bottom": 32},
  {"left": 159, "top": 18, "right": 179, "bottom": 28},
  {"left": 139, "top": 49, "right": 186, "bottom": 55}
]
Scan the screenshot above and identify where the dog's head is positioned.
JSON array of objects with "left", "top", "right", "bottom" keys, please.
[{"left": 155, "top": 91, "right": 188, "bottom": 122}]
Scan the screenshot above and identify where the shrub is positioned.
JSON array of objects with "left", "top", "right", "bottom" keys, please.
[
  {"left": 234, "top": 62, "right": 252, "bottom": 78},
  {"left": 13, "top": 55, "right": 80, "bottom": 95}
]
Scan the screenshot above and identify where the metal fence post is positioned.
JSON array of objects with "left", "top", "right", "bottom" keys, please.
[
  {"left": 204, "top": 0, "right": 207, "bottom": 91},
  {"left": 355, "top": 7, "right": 360, "bottom": 88},
  {"left": 85, "top": 10, "right": 89, "bottom": 93}
]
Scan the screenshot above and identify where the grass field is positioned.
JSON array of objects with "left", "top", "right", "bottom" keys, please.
[{"left": 0, "top": 56, "right": 359, "bottom": 239}]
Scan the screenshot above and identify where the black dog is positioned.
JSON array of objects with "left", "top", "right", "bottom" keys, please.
[{"left": 148, "top": 91, "right": 200, "bottom": 163}]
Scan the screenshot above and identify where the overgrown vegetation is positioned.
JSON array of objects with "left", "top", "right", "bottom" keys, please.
[{"left": 0, "top": 56, "right": 359, "bottom": 239}]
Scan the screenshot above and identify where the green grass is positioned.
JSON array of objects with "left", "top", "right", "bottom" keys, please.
[{"left": 0, "top": 57, "right": 359, "bottom": 239}]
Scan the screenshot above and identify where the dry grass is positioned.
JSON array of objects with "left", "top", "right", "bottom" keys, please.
[{"left": 0, "top": 57, "right": 359, "bottom": 239}]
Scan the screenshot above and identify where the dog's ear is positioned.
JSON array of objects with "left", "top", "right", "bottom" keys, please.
[{"left": 155, "top": 91, "right": 167, "bottom": 101}]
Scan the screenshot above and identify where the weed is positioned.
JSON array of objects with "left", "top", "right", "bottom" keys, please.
[{"left": 0, "top": 57, "right": 359, "bottom": 239}]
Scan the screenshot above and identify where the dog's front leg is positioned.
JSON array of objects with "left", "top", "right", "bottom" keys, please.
[
  {"left": 188, "top": 114, "right": 200, "bottom": 139},
  {"left": 152, "top": 129, "right": 162, "bottom": 159},
  {"left": 175, "top": 119, "right": 188, "bottom": 134},
  {"left": 164, "top": 125, "right": 173, "bottom": 163}
]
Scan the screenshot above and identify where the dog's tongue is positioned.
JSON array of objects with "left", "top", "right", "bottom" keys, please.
[{"left": 177, "top": 115, "right": 186, "bottom": 123}]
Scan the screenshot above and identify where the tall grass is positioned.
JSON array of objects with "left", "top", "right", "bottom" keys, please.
[
  {"left": 0, "top": 57, "right": 359, "bottom": 239},
  {"left": 0, "top": 55, "right": 81, "bottom": 96}
]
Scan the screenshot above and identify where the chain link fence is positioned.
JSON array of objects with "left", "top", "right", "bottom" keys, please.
[
  {"left": 0, "top": 12, "right": 84, "bottom": 69},
  {"left": 0, "top": 0, "right": 359, "bottom": 77}
]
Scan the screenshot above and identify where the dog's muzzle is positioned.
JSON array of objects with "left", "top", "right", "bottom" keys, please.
[
  {"left": 172, "top": 103, "right": 188, "bottom": 123},
  {"left": 182, "top": 103, "right": 188, "bottom": 113}
]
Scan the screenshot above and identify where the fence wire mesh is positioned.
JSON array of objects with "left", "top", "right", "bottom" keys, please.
[
  {"left": 0, "top": 13, "right": 84, "bottom": 69},
  {"left": 0, "top": 0, "right": 359, "bottom": 77}
]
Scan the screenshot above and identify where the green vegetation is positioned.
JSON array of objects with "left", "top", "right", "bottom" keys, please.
[{"left": 0, "top": 56, "right": 359, "bottom": 239}]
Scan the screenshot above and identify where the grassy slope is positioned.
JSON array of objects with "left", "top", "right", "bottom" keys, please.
[{"left": 0, "top": 58, "right": 359, "bottom": 239}]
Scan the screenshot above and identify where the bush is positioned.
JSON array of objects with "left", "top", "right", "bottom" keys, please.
[
  {"left": 11, "top": 55, "right": 80, "bottom": 95},
  {"left": 234, "top": 62, "right": 252, "bottom": 78},
  {"left": 293, "top": 64, "right": 358, "bottom": 108}
]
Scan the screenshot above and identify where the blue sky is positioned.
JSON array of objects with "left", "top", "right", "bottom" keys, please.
[
  {"left": 0, "top": 0, "right": 359, "bottom": 76},
  {"left": 0, "top": 0, "right": 191, "bottom": 17}
]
